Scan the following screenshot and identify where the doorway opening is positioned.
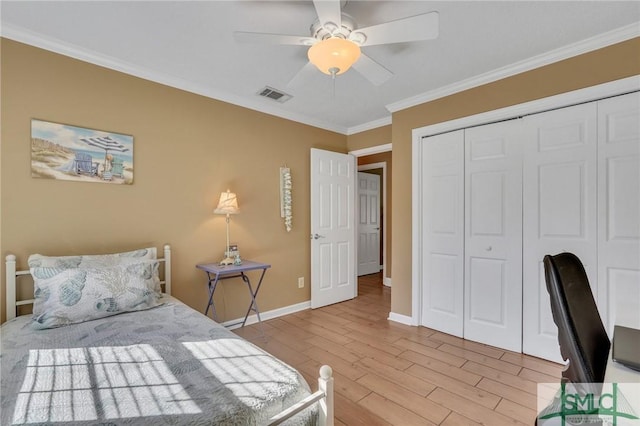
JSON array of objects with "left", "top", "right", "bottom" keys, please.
[{"left": 352, "top": 144, "right": 392, "bottom": 288}]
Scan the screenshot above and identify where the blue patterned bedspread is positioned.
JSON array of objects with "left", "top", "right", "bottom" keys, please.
[{"left": 0, "top": 296, "right": 317, "bottom": 425}]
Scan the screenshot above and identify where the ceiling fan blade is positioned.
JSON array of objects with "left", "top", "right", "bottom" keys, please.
[
  {"left": 234, "top": 31, "right": 316, "bottom": 46},
  {"left": 351, "top": 11, "right": 439, "bottom": 47},
  {"left": 352, "top": 53, "right": 394, "bottom": 86},
  {"left": 313, "top": 0, "right": 342, "bottom": 32},
  {"left": 286, "top": 62, "right": 317, "bottom": 90}
]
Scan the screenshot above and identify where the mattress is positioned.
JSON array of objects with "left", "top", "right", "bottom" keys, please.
[{"left": 0, "top": 295, "right": 316, "bottom": 425}]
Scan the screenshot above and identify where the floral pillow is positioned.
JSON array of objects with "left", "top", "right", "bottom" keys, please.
[{"left": 30, "top": 259, "right": 161, "bottom": 329}]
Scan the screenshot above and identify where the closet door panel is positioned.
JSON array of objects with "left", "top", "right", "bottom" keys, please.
[
  {"left": 522, "top": 103, "right": 597, "bottom": 362},
  {"left": 464, "top": 121, "right": 523, "bottom": 352},
  {"left": 421, "top": 130, "right": 465, "bottom": 337},
  {"left": 538, "top": 163, "right": 586, "bottom": 237},
  {"left": 470, "top": 171, "right": 505, "bottom": 236},
  {"left": 468, "top": 257, "right": 507, "bottom": 324},
  {"left": 597, "top": 92, "right": 640, "bottom": 333}
]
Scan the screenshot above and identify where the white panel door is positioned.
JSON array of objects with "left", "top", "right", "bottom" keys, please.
[
  {"left": 357, "top": 172, "right": 381, "bottom": 276},
  {"left": 310, "top": 148, "right": 357, "bottom": 309},
  {"left": 420, "top": 130, "right": 465, "bottom": 337},
  {"left": 464, "top": 121, "right": 523, "bottom": 352},
  {"left": 522, "top": 103, "right": 598, "bottom": 362},
  {"left": 597, "top": 92, "right": 640, "bottom": 334}
]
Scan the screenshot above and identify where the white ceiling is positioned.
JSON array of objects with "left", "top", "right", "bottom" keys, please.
[{"left": 2, "top": 1, "right": 639, "bottom": 134}]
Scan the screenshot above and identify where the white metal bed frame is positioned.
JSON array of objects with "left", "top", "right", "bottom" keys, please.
[{"left": 4, "top": 244, "right": 334, "bottom": 426}]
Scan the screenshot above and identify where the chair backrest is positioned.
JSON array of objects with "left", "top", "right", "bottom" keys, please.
[
  {"left": 111, "top": 157, "right": 124, "bottom": 174},
  {"left": 544, "top": 253, "right": 610, "bottom": 384},
  {"left": 75, "top": 152, "right": 93, "bottom": 172}
]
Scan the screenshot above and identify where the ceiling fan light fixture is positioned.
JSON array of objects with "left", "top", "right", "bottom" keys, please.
[{"left": 307, "top": 37, "right": 361, "bottom": 76}]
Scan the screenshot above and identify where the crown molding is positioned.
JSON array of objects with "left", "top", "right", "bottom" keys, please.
[
  {"left": 347, "top": 116, "right": 392, "bottom": 135},
  {"left": 387, "top": 22, "right": 640, "bottom": 113},
  {"left": 349, "top": 143, "right": 392, "bottom": 157},
  {"left": 0, "top": 24, "right": 349, "bottom": 135},
  {"left": 412, "top": 75, "right": 640, "bottom": 139},
  {"left": 3, "top": 20, "right": 638, "bottom": 135}
]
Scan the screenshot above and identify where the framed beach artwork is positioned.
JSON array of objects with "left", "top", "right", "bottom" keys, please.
[{"left": 31, "top": 119, "right": 133, "bottom": 185}]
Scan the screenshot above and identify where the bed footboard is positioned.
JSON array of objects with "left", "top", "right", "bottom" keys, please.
[{"left": 268, "top": 365, "right": 334, "bottom": 426}]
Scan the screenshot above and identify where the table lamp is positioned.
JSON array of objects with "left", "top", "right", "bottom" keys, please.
[{"left": 214, "top": 189, "right": 239, "bottom": 265}]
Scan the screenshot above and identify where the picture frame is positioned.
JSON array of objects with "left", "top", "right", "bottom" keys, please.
[
  {"left": 225, "top": 244, "right": 240, "bottom": 258},
  {"left": 31, "top": 119, "right": 134, "bottom": 185}
]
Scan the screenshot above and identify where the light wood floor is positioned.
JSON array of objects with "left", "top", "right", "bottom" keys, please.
[{"left": 233, "top": 273, "right": 563, "bottom": 425}]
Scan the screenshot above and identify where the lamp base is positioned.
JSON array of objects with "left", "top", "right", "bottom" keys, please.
[{"left": 219, "top": 256, "right": 235, "bottom": 266}]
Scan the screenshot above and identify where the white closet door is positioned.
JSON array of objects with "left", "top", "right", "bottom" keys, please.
[
  {"left": 464, "top": 121, "right": 523, "bottom": 352},
  {"left": 522, "top": 103, "right": 598, "bottom": 362},
  {"left": 421, "top": 130, "right": 465, "bottom": 337},
  {"left": 597, "top": 91, "right": 640, "bottom": 334}
]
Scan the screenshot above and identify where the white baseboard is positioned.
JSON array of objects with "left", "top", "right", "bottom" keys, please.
[
  {"left": 222, "top": 300, "right": 311, "bottom": 330},
  {"left": 222, "top": 300, "right": 411, "bottom": 329},
  {"left": 383, "top": 277, "right": 392, "bottom": 287},
  {"left": 388, "top": 311, "right": 414, "bottom": 326}
]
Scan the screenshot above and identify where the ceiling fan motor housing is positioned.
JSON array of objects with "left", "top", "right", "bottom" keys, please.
[{"left": 310, "top": 13, "right": 365, "bottom": 45}]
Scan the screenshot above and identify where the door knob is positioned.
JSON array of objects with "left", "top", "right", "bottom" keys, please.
[
  {"left": 486, "top": 246, "right": 492, "bottom": 251},
  {"left": 311, "top": 233, "right": 325, "bottom": 240}
]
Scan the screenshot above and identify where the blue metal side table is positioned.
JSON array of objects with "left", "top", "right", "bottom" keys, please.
[{"left": 196, "top": 260, "right": 271, "bottom": 327}]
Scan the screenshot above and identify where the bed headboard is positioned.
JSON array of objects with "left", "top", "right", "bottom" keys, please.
[{"left": 5, "top": 244, "right": 172, "bottom": 322}]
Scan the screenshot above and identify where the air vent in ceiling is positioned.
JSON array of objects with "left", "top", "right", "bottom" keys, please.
[{"left": 257, "top": 86, "right": 292, "bottom": 103}]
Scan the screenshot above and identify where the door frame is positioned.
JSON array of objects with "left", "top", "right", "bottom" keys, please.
[
  {"left": 411, "top": 75, "right": 640, "bottom": 327},
  {"left": 358, "top": 162, "right": 388, "bottom": 285},
  {"left": 349, "top": 143, "right": 393, "bottom": 287}
]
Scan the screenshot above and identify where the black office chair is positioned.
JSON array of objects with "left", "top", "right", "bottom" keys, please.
[
  {"left": 543, "top": 252, "right": 610, "bottom": 385},
  {"left": 535, "top": 253, "right": 611, "bottom": 425}
]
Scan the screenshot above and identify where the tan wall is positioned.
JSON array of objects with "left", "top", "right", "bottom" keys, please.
[
  {"left": 0, "top": 39, "right": 347, "bottom": 323},
  {"left": 3, "top": 37, "right": 639, "bottom": 323},
  {"left": 347, "top": 125, "right": 391, "bottom": 152},
  {"left": 357, "top": 152, "right": 392, "bottom": 279},
  {"left": 390, "top": 38, "right": 640, "bottom": 316}
]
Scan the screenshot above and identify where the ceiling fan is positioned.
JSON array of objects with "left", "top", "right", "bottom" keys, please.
[{"left": 234, "top": 0, "right": 439, "bottom": 87}]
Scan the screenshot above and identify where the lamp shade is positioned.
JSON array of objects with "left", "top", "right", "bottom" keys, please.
[
  {"left": 214, "top": 190, "right": 239, "bottom": 215},
  {"left": 308, "top": 37, "right": 361, "bottom": 76}
]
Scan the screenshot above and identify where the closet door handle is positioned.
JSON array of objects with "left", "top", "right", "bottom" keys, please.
[{"left": 486, "top": 246, "right": 493, "bottom": 252}]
